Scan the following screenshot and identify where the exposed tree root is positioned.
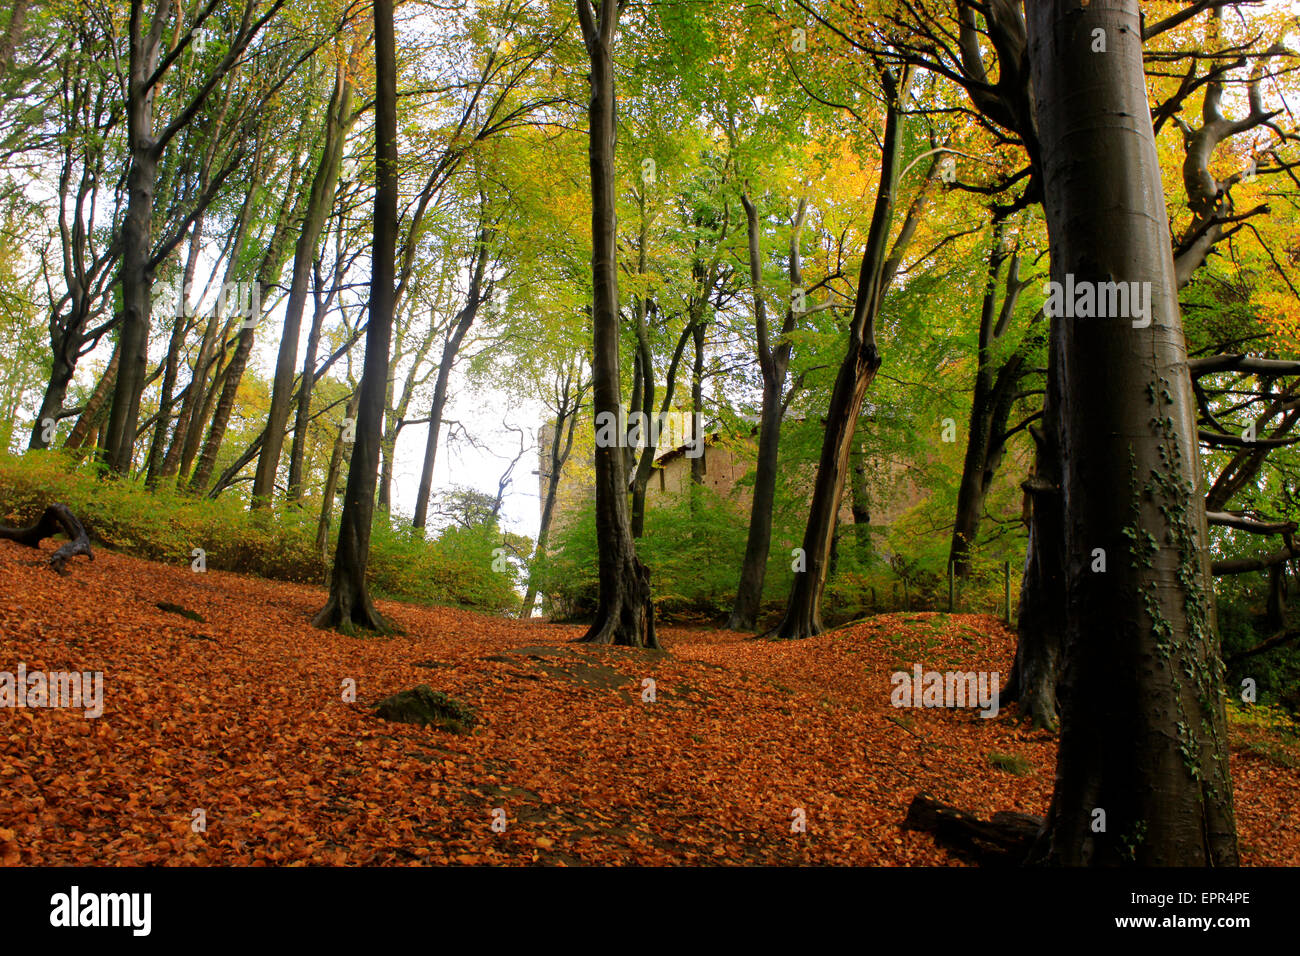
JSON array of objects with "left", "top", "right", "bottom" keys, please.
[{"left": 0, "top": 503, "right": 93, "bottom": 574}]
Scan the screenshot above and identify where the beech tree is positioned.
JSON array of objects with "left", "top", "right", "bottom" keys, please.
[
  {"left": 575, "top": 0, "right": 657, "bottom": 647},
  {"left": 1025, "top": 0, "right": 1236, "bottom": 865},
  {"left": 313, "top": 0, "right": 399, "bottom": 633}
]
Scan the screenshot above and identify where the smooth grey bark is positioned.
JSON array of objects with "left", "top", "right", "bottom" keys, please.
[
  {"left": 1025, "top": 0, "right": 1236, "bottom": 866},
  {"left": 574, "top": 0, "right": 656, "bottom": 648},
  {"left": 313, "top": 0, "right": 398, "bottom": 634}
]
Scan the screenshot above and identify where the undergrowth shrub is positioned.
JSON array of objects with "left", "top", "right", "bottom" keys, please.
[{"left": 0, "top": 451, "right": 517, "bottom": 615}]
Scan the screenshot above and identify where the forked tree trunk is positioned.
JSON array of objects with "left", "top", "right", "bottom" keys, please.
[
  {"left": 1025, "top": 0, "right": 1236, "bottom": 865},
  {"left": 728, "top": 195, "right": 806, "bottom": 630},
  {"left": 313, "top": 0, "right": 398, "bottom": 634},
  {"left": 575, "top": 0, "right": 656, "bottom": 648}
]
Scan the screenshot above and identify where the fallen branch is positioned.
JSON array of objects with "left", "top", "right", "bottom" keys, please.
[
  {"left": 0, "top": 503, "right": 94, "bottom": 574},
  {"left": 902, "top": 792, "right": 1042, "bottom": 866}
]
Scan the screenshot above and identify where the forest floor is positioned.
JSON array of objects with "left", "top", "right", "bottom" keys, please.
[{"left": 2, "top": 538, "right": 1298, "bottom": 866}]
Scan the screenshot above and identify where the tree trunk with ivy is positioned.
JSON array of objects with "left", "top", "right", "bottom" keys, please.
[{"left": 1025, "top": 0, "right": 1236, "bottom": 865}]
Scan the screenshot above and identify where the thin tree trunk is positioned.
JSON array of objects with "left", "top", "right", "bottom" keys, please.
[
  {"left": 145, "top": 215, "right": 205, "bottom": 486},
  {"left": 411, "top": 228, "right": 492, "bottom": 529},
  {"left": 313, "top": 0, "right": 398, "bottom": 633},
  {"left": 774, "top": 70, "right": 924, "bottom": 640},
  {"left": 849, "top": 434, "right": 870, "bottom": 561},
  {"left": 1003, "top": 332, "right": 1065, "bottom": 730},
  {"left": 521, "top": 379, "right": 585, "bottom": 618},
  {"left": 287, "top": 258, "right": 329, "bottom": 501},
  {"left": 949, "top": 230, "right": 1029, "bottom": 577},
  {"left": 252, "top": 66, "right": 353, "bottom": 508}
]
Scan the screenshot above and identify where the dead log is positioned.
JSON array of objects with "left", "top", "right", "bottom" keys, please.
[
  {"left": 902, "top": 792, "right": 1043, "bottom": 866},
  {"left": 0, "top": 503, "right": 93, "bottom": 574}
]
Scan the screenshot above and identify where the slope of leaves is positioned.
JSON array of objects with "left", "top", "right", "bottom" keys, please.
[{"left": 1, "top": 540, "right": 1296, "bottom": 866}]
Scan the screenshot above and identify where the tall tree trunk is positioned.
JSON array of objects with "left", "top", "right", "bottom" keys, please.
[
  {"left": 287, "top": 259, "right": 329, "bottom": 501},
  {"left": 728, "top": 194, "right": 806, "bottom": 630},
  {"left": 104, "top": 0, "right": 170, "bottom": 474},
  {"left": 689, "top": 317, "right": 706, "bottom": 489},
  {"left": 574, "top": 0, "right": 656, "bottom": 648},
  {"left": 1025, "top": 0, "right": 1236, "bottom": 865},
  {"left": 1003, "top": 333, "right": 1065, "bottom": 730},
  {"left": 252, "top": 68, "right": 354, "bottom": 508},
  {"left": 313, "top": 0, "right": 398, "bottom": 633}
]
